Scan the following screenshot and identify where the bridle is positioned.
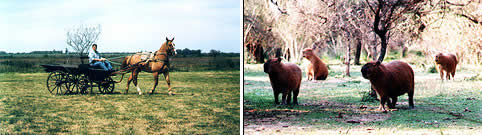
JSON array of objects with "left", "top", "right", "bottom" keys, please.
[{"left": 151, "top": 41, "right": 175, "bottom": 63}]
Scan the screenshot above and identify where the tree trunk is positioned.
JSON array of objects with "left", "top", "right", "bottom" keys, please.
[
  {"left": 254, "top": 44, "right": 265, "bottom": 63},
  {"left": 377, "top": 34, "right": 387, "bottom": 62},
  {"left": 371, "top": 32, "right": 378, "bottom": 61},
  {"left": 354, "top": 39, "right": 362, "bottom": 65},
  {"left": 369, "top": 34, "right": 378, "bottom": 98},
  {"left": 345, "top": 43, "right": 351, "bottom": 77}
]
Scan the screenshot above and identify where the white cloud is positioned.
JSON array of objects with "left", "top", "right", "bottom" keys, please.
[{"left": 0, "top": 0, "right": 240, "bottom": 53}]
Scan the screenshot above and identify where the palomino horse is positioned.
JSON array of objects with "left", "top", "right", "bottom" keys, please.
[{"left": 121, "top": 37, "right": 176, "bottom": 95}]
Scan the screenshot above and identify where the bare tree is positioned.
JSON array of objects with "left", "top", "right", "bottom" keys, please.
[
  {"left": 354, "top": 39, "right": 362, "bottom": 65},
  {"left": 66, "top": 24, "right": 101, "bottom": 64},
  {"left": 365, "top": 0, "right": 425, "bottom": 62}
]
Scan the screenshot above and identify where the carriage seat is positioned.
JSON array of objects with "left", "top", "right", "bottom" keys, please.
[{"left": 78, "top": 64, "right": 104, "bottom": 71}]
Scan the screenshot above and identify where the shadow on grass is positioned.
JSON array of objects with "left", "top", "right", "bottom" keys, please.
[{"left": 244, "top": 81, "right": 481, "bottom": 130}]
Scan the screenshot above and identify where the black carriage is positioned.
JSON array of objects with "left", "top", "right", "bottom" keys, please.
[{"left": 41, "top": 64, "right": 116, "bottom": 95}]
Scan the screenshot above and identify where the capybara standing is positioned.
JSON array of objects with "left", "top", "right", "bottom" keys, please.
[
  {"left": 361, "top": 60, "right": 415, "bottom": 112},
  {"left": 302, "top": 48, "right": 328, "bottom": 80},
  {"left": 435, "top": 53, "right": 458, "bottom": 80},
  {"left": 264, "top": 57, "right": 302, "bottom": 105}
]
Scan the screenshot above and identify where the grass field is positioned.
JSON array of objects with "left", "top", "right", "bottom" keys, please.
[
  {"left": 0, "top": 71, "right": 240, "bottom": 134},
  {"left": 244, "top": 63, "right": 481, "bottom": 134}
]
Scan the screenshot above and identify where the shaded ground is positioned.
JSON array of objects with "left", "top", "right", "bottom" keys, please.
[{"left": 244, "top": 64, "right": 481, "bottom": 134}]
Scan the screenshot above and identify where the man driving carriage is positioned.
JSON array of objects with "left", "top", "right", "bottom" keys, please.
[{"left": 89, "top": 44, "right": 113, "bottom": 71}]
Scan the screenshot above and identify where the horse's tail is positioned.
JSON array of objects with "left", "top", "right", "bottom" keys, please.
[
  {"left": 115, "top": 74, "right": 125, "bottom": 83},
  {"left": 119, "top": 55, "right": 145, "bottom": 72},
  {"left": 113, "top": 56, "right": 131, "bottom": 83}
]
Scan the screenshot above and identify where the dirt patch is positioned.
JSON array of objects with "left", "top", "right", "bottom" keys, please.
[
  {"left": 243, "top": 100, "right": 396, "bottom": 134},
  {"left": 244, "top": 109, "right": 310, "bottom": 123},
  {"left": 243, "top": 100, "right": 394, "bottom": 133},
  {"left": 337, "top": 113, "right": 391, "bottom": 124}
]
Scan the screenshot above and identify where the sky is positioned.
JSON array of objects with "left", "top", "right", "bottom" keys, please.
[{"left": 0, "top": 0, "right": 241, "bottom": 53}]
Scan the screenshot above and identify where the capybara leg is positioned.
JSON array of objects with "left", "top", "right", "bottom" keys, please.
[
  {"left": 389, "top": 97, "right": 398, "bottom": 109},
  {"left": 287, "top": 92, "right": 292, "bottom": 105},
  {"left": 439, "top": 69, "right": 444, "bottom": 81},
  {"left": 446, "top": 71, "right": 451, "bottom": 80},
  {"left": 385, "top": 98, "right": 392, "bottom": 108},
  {"left": 451, "top": 71, "right": 455, "bottom": 80},
  {"left": 274, "top": 91, "right": 280, "bottom": 104},
  {"left": 408, "top": 91, "right": 414, "bottom": 109},
  {"left": 150, "top": 72, "right": 159, "bottom": 95},
  {"left": 293, "top": 88, "right": 299, "bottom": 105},
  {"left": 163, "top": 72, "right": 173, "bottom": 96},
  {"left": 281, "top": 91, "right": 288, "bottom": 105},
  {"left": 379, "top": 96, "right": 388, "bottom": 112}
]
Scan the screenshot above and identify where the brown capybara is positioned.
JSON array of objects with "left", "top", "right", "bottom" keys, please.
[
  {"left": 361, "top": 60, "right": 414, "bottom": 112},
  {"left": 264, "top": 57, "right": 302, "bottom": 105},
  {"left": 435, "top": 53, "right": 458, "bottom": 80},
  {"left": 302, "top": 48, "right": 328, "bottom": 80}
]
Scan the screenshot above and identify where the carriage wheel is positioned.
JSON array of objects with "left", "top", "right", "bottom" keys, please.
[
  {"left": 64, "top": 74, "right": 76, "bottom": 94},
  {"left": 66, "top": 74, "right": 86, "bottom": 94},
  {"left": 46, "top": 72, "right": 69, "bottom": 95},
  {"left": 98, "top": 77, "right": 115, "bottom": 94},
  {"left": 77, "top": 74, "right": 90, "bottom": 94}
]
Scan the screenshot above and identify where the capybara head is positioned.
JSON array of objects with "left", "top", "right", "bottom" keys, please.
[
  {"left": 361, "top": 61, "right": 382, "bottom": 79},
  {"left": 434, "top": 53, "right": 443, "bottom": 64},
  {"left": 302, "top": 48, "right": 314, "bottom": 58},
  {"left": 264, "top": 57, "right": 282, "bottom": 73}
]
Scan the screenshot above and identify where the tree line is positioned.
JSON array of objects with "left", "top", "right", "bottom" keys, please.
[{"left": 244, "top": 0, "right": 481, "bottom": 65}]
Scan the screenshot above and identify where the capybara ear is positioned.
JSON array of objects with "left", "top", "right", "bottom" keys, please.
[{"left": 375, "top": 61, "right": 381, "bottom": 66}]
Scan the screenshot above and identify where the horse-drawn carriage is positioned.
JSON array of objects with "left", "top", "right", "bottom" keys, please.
[
  {"left": 41, "top": 37, "right": 176, "bottom": 95},
  {"left": 41, "top": 64, "right": 117, "bottom": 95}
]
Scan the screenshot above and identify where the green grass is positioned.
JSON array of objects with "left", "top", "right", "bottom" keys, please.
[
  {"left": 244, "top": 63, "right": 481, "bottom": 134},
  {"left": 0, "top": 71, "right": 240, "bottom": 134}
]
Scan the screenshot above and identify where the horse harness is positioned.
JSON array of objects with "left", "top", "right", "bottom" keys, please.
[
  {"left": 143, "top": 51, "right": 169, "bottom": 64},
  {"left": 121, "top": 51, "right": 170, "bottom": 72}
]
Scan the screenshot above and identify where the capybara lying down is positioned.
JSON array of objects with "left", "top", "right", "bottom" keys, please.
[
  {"left": 435, "top": 53, "right": 458, "bottom": 80},
  {"left": 302, "top": 48, "right": 328, "bottom": 80},
  {"left": 264, "top": 57, "right": 302, "bottom": 105},
  {"left": 361, "top": 60, "right": 414, "bottom": 112}
]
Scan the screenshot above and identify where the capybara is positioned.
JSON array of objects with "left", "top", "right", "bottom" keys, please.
[
  {"left": 435, "top": 53, "right": 458, "bottom": 80},
  {"left": 264, "top": 57, "right": 302, "bottom": 105},
  {"left": 361, "top": 60, "right": 414, "bottom": 112},
  {"left": 302, "top": 48, "right": 328, "bottom": 80}
]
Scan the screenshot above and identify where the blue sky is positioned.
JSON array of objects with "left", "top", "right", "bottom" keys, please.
[{"left": 0, "top": 0, "right": 241, "bottom": 53}]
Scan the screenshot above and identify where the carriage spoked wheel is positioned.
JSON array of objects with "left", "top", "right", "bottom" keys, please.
[
  {"left": 46, "top": 71, "right": 69, "bottom": 95},
  {"left": 62, "top": 74, "right": 76, "bottom": 94},
  {"left": 77, "top": 74, "right": 90, "bottom": 94},
  {"left": 98, "top": 77, "right": 115, "bottom": 94},
  {"left": 66, "top": 74, "right": 88, "bottom": 94}
]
